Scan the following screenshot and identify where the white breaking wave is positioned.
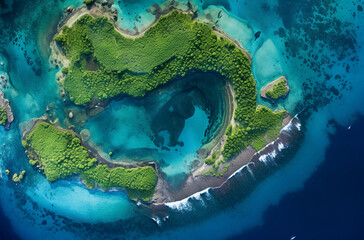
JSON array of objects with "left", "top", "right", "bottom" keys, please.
[
  {"left": 165, "top": 188, "right": 211, "bottom": 211},
  {"left": 204, "top": 190, "right": 213, "bottom": 200},
  {"left": 259, "top": 150, "right": 278, "bottom": 165},
  {"left": 227, "top": 163, "right": 256, "bottom": 181},
  {"left": 295, "top": 120, "right": 301, "bottom": 131},
  {"left": 281, "top": 122, "right": 293, "bottom": 132},
  {"left": 281, "top": 115, "right": 301, "bottom": 133},
  {"left": 165, "top": 197, "right": 193, "bottom": 211},
  {"left": 164, "top": 116, "right": 301, "bottom": 212},
  {"left": 278, "top": 142, "right": 286, "bottom": 151},
  {"left": 259, "top": 116, "right": 302, "bottom": 164},
  {"left": 226, "top": 116, "right": 301, "bottom": 185},
  {"left": 152, "top": 216, "right": 162, "bottom": 227},
  {"left": 227, "top": 167, "right": 243, "bottom": 180},
  {"left": 246, "top": 165, "right": 256, "bottom": 180}
]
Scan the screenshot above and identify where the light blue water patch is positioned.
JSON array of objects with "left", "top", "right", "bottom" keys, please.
[
  {"left": 0, "top": 183, "right": 79, "bottom": 240},
  {"left": 0, "top": 125, "right": 80, "bottom": 239},
  {"left": 0, "top": 52, "right": 9, "bottom": 79},
  {"left": 85, "top": 99, "right": 209, "bottom": 178},
  {"left": 199, "top": 5, "right": 255, "bottom": 52},
  {"left": 160, "top": 108, "right": 209, "bottom": 177},
  {"left": 112, "top": 0, "right": 194, "bottom": 32},
  {"left": 253, "top": 39, "right": 284, "bottom": 86},
  {"left": 26, "top": 177, "right": 136, "bottom": 223},
  {"left": 85, "top": 101, "right": 156, "bottom": 154},
  {"left": 111, "top": 2, "right": 156, "bottom": 31},
  {"left": 3, "top": 39, "right": 60, "bottom": 123}
]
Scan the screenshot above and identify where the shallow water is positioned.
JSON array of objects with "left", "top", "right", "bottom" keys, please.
[
  {"left": 83, "top": 72, "right": 225, "bottom": 180},
  {"left": 0, "top": 0, "right": 363, "bottom": 239}
]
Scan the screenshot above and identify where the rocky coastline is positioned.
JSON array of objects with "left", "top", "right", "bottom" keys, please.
[
  {"left": 151, "top": 114, "right": 293, "bottom": 204},
  {"left": 260, "top": 76, "right": 290, "bottom": 103},
  {"left": 0, "top": 89, "right": 14, "bottom": 130},
  {"left": 148, "top": 116, "right": 302, "bottom": 226}
]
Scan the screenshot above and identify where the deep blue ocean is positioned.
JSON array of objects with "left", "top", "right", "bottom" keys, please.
[
  {"left": 1, "top": 0, "right": 364, "bottom": 239},
  {"left": 0, "top": 208, "right": 19, "bottom": 240},
  {"left": 231, "top": 115, "right": 364, "bottom": 240}
]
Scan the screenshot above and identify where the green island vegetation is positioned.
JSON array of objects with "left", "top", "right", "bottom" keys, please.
[
  {"left": 23, "top": 122, "right": 157, "bottom": 200},
  {"left": 222, "top": 107, "right": 286, "bottom": 157},
  {"left": 225, "top": 124, "right": 233, "bottom": 136},
  {"left": 203, "top": 159, "right": 232, "bottom": 177},
  {"left": 204, "top": 152, "right": 219, "bottom": 165},
  {"left": 265, "top": 79, "right": 288, "bottom": 100},
  {"left": 0, "top": 107, "right": 7, "bottom": 126},
  {"left": 54, "top": 11, "right": 286, "bottom": 156},
  {"left": 204, "top": 107, "right": 285, "bottom": 176},
  {"left": 12, "top": 171, "right": 26, "bottom": 183},
  {"left": 61, "top": 67, "right": 69, "bottom": 74},
  {"left": 85, "top": 0, "right": 94, "bottom": 6},
  {"left": 35, "top": 10, "right": 288, "bottom": 188}
]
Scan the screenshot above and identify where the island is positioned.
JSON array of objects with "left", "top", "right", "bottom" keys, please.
[
  {"left": 0, "top": 89, "right": 14, "bottom": 130},
  {"left": 12, "top": 171, "right": 26, "bottom": 183},
  {"left": 22, "top": 6, "right": 291, "bottom": 203},
  {"left": 22, "top": 121, "right": 158, "bottom": 200},
  {"left": 260, "top": 76, "right": 290, "bottom": 103}
]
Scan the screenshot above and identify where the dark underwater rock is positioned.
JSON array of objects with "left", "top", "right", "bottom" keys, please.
[{"left": 255, "top": 31, "right": 261, "bottom": 40}]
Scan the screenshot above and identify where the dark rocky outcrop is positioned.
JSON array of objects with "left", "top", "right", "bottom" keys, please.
[{"left": 0, "top": 90, "right": 14, "bottom": 130}]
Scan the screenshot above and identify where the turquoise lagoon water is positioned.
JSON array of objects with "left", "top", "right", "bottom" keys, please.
[
  {"left": 84, "top": 97, "right": 209, "bottom": 178},
  {"left": 0, "top": 0, "right": 364, "bottom": 239},
  {"left": 83, "top": 71, "right": 226, "bottom": 180}
]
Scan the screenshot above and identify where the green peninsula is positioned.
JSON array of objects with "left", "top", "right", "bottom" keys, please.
[{"left": 23, "top": 122, "right": 157, "bottom": 200}]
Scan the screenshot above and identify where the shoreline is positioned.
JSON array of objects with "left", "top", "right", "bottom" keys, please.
[
  {"left": 0, "top": 89, "right": 14, "bottom": 130},
  {"left": 154, "top": 114, "right": 292, "bottom": 203},
  {"left": 20, "top": 117, "right": 156, "bottom": 170},
  {"left": 260, "top": 76, "right": 290, "bottom": 103},
  {"left": 148, "top": 116, "right": 302, "bottom": 225}
]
